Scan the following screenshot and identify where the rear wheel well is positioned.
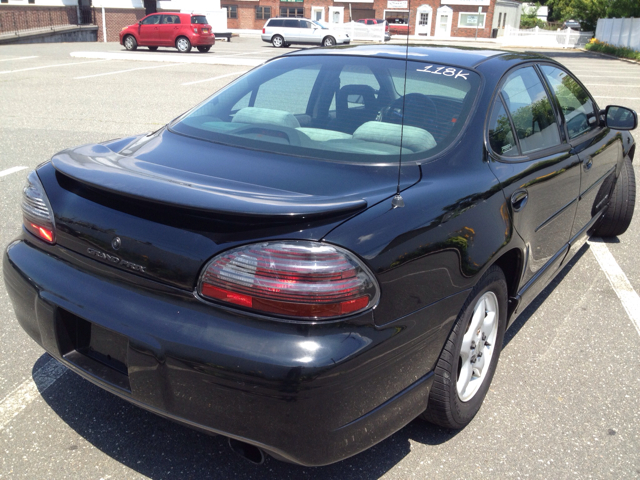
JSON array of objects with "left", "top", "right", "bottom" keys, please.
[{"left": 492, "top": 248, "right": 522, "bottom": 319}]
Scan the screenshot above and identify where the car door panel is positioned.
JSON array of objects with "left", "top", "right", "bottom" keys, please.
[{"left": 486, "top": 65, "right": 581, "bottom": 309}]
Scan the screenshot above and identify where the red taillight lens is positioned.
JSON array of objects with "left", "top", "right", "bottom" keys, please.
[
  {"left": 198, "top": 241, "right": 379, "bottom": 320},
  {"left": 262, "top": 28, "right": 265, "bottom": 34},
  {"left": 22, "top": 170, "right": 56, "bottom": 244}
]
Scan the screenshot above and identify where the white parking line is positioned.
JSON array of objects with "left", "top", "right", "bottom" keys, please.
[
  {"left": 0, "top": 59, "right": 108, "bottom": 75},
  {"left": 593, "top": 96, "right": 640, "bottom": 101},
  {"left": 0, "top": 358, "right": 67, "bottom": 430},
  {"left": 182, "top": 70, "right": 247, "bottom": 86},
  {"left": 70, "top": 51, "right": 264, "bottom": 67},
  {"left": 0, "top": 166, "right": 28, "bottom": 178},
  {"left": 74, "top": 62, "right": 182, "bottom": 79},
  {"left": 589, "top": 239, "right": 640, "bottom": 337},
  {"left": 0, "top": 56, "right": 39, "bottom": 62},
  {"left": 583, "top": 84, "right": 640, "bottom": 87}
]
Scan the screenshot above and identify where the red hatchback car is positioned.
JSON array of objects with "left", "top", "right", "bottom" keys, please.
[{"left": 120, "top": 13, "right": 215, "bottom": 53}]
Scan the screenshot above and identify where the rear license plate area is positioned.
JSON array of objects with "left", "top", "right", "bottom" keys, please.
[
  {"left": 202, "top": 28, "right": 208, "bottom": 33},
  {"left": 56, "top": 309, "right": 131, "bottom": 391}
]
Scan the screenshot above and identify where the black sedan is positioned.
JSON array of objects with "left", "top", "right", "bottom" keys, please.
[{"left": 4, "top": 45, "right": 637, "bottom": 467}]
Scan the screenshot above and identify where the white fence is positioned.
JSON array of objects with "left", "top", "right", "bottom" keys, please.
[
  {"left": 501, "top": 25, "right": 593, "bottom": 49},
  {"left": 334, "top": 22, "right": 386, "bottom": 42},
  {"left": 596, "top": 17, "right": 640, "bottom": 50}
]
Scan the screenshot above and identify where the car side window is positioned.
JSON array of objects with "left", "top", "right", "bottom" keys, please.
[
  {"left": 540, "top": 65, "right": 597, "bottom": 140},
  {"left": 500, "top": 67, "right": 561, "bottom": 154},
  {"left": 300, "top": 20, "right": 313, "bottom": 28},
  {"left": 284, "top": 19, "right": 299, "bottom": 28},
  {"left": 141, "top": 15, "right": 161, "bottom": 25},
  {"left": 162, "top": 15, "right": 180, "bottom": 24},
  {"left": 488, "top": 98, "right": 519, "bottom": 157}
]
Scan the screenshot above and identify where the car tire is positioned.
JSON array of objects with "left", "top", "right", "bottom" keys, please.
[
  {"left": 123, "top": 35, "right": 137, "bottom": 51},
  {"left": 422, "top": 265, "right": 507, "bottom": 429},
  {"left": 593, "top": 157, "right": 636, "bottom": 238},
  {"left": 322, "top": 36, "right": 336, "bottom": 47},
  {"left": 197, "top": 46, "right": 211, "bottom": 53},
  {"left": 272, "top": 35, "right": 285, "bottom": 48},
  {"left": 176, "top": 36, "right": 192, "bottom": 53},
  {"left": 148, "top": 46, "right": 158, "bottom": 51}
]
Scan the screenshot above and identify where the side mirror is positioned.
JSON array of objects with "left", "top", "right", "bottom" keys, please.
[{"left": 602, "top": 105, "right": 638, "bottom": 130}]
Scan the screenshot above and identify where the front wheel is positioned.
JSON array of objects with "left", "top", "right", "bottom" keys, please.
[
  {"left": 272, "top": 35, "right": 285, "bottom": 48},
  {"left": 422, "top": 265, "right": 508, "bottom": 429},
  {"left": 322, "top": 36, "right": 336, "bottom": 47},
  {"left": 592, "top": 157, "right": 636, "bottom": 237},
  {"left": 123, "top": 35, "right": 137, "bottom": 51},
  {"left": 176, "top": 36, "right": 192, "bottom": 53},
  {"left": 197, "top": 46, "right": 211, "bottom": 53}
]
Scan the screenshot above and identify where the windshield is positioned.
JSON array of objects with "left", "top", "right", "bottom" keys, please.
[
  {"left": 191, "top": 15, "right": 208, "bottom": 24},
  {"left": 170, "top": 55, "right": 480, "bottom": 165},
  {"left": 312, "top": 20, "right": 328, "bottom": 29}
]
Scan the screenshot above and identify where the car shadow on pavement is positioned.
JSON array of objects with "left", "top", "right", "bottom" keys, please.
[
  {"left": 33, "top": 355, "right": 457, "bottom": 479},
  {"left": 503, "top": 242, "right": 589, "bottom": 347}
]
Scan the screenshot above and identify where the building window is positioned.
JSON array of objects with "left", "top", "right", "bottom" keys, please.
[
  {"left": 458, "top": 12, "right": 486, "bottom": 28},
  {"left": 502, "top": 14, "right": 507, "bottom": 27},
  {"left": 280, "top": 0, "right": 303, "bottom": 2},
  {"left": 223, "top": 5, "right": 237, "bottom": 19},
  {"left": 280, "top": 7, "right": 304, "bottom": 17},
  {"left": 256, "top": 6, "right": 271, "bottom": 19},
  {"left": 498, "top": 12, "right": 502, "bottom": 27}
]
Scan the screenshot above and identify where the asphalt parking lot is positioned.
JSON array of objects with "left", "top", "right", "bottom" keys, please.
[{"left": 1, "top": 38, "right": 640, "bottom": 479}]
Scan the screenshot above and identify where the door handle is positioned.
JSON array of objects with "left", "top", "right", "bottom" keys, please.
[
  {"left": 511, "top": 189, "right": 528, "bottom": 212},
  {"left": 584, "top": 157, "right": 593, "bottom": 170}
]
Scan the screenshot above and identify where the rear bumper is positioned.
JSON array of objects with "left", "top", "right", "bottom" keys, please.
[
  {"left": 3, "top": 237, "right": 462, "bottom": 465},
  {"left": 189, "top": 32, "right": 215, "bottom": 46}
]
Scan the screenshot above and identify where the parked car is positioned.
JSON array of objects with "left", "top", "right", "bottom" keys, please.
[
  {"left": 261, "top": 17, "right": 350, "bottom": 47},
  {"left": 561, "top": 19, "right": 581, "bottom": 30},
  {"left": 119, "top": 13, "right": 215, "bottom": 53},
  {"left": 356, "top": 18, "right": 391, "bottom": 41},
  {"left": 386, "top": 17, "right": 409, "bottom": 34},
  {"left": 5, "top": 45, "right": 637, "bottom": 467}
]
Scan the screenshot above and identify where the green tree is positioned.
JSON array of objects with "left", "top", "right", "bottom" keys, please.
[
  {"left": 606, "top": 0, "right": 640, "bottom": 17},
  {"left": 520, "top": 2, "right": 548, "bottom": 28}
]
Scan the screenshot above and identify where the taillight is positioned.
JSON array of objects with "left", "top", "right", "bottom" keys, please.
[
  {"left": 21, "top": 170, "right": 56, "bottom": 244},
  {"left": 193, "top": 27, "right": 198, "bottom": 33},
  {"left": 198, "top": 241, "right": 379, "bottom": 320},
  {"left": 262, "top": 28, "right": 265, "bottom": 34}
]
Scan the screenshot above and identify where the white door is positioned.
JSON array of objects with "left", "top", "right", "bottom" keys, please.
[
  {"left": 435, "top": 7, "right": 452, "bottom": 37},
  {"left": 415, "top": 6, "right": 432, "bottom": 36},
  {"left": 311, "top": 7, "right": 324, "bottom": 22}
]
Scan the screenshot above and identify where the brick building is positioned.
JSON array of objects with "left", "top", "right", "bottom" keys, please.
[
  {"left": 0, "top": 0, "right": 498, "bottom": 42},
  {"left": 224, "top": 0, "right": 497, "bottom": 38}
]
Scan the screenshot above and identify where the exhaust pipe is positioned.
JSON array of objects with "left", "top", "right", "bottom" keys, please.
[{"left": 228, "top": 438, "right": 266, "bottom": 465}]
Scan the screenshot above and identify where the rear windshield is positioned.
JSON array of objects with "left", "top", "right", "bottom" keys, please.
[
  {"left": 170, "top": 55, "right": 480, "bottom": 165},
  {"left": 191, "top": 15, "right": 208, "bottom": 24}
]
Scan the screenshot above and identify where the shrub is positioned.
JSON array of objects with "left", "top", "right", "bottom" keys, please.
[{"left": 585, "top": 40, "right": 640, "bottom": 61}]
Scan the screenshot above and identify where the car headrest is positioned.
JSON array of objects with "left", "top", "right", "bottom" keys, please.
[
  {"left": 232, "top": 107, "right": 301, "bottom": 129},
  {"left": 353, "top": 121, "right": 437, "bottom": 153}
]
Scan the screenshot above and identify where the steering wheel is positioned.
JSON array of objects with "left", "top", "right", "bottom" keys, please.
[{"left": 378, "top": 93, "right": 439, "bottom": 131}]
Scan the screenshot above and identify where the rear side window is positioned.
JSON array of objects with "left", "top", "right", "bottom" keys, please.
[
  {"left": 162, "top": 15, "right": 180, "bottom": 24},
  {"left": 488, "top": 99, "right": 518, "bottom": 157},
  {"left": 191, "top": 15, "right": 208, "bottom": 24},
  {"left": 268, "top": 19, "right": 284, "bottom": 27},
  {"left": 501, "top": 67, "right": 560, "bottom": 154},
  {"left": 540, "top": 65, "right": 597, "bottom": 140},
  {"left": 284, "top": 19, "right": 299, "bottom": 28}
]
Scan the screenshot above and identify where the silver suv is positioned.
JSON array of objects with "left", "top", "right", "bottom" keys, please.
[{"left": 261, "top": 18, "right": 350, "bottom": 48}]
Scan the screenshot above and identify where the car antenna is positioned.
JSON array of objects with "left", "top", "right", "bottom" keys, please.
[{"left": 392, "top": 1, "right": 411, "bottom": 209}]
